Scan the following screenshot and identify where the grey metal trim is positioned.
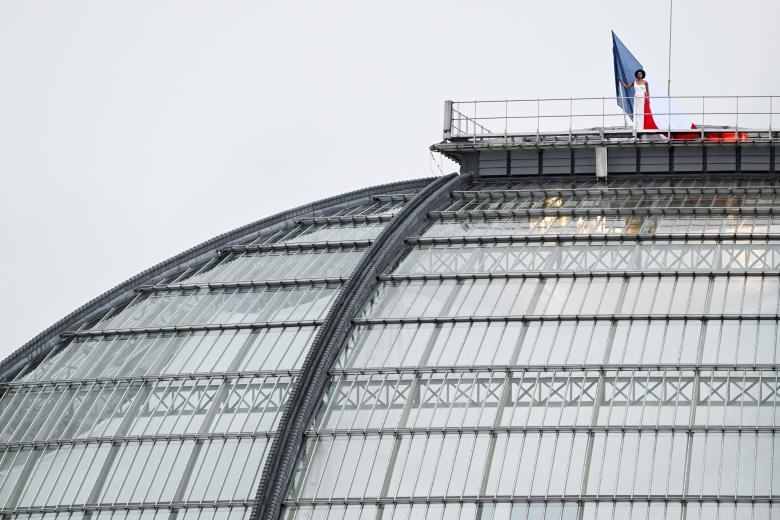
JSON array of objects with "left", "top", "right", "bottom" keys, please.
[
  {"left": 454, "top": 186, "right": 780, "bottom": 198},
  {"left": 301, "top": 425, "right": 780, "bottom": 436},
  {"left": 218, "top": 240, "right": 373, "bottom": 254},
  {"left": 0, "top": 501, "right": 255, "bottom": 514},
  {"left": 294, "top": 214, "right": 395, "bottom": 225},
  {"left": 250, "top": 172, "right": 469, "bottom": 520},
  {"left": 373, "top": 194, "right": 416, "bottom": 202},
  {"left": 353, "top": 314, "right": 780, "bottom": 325},
  {"left": 0, "top": 431, "right": 277, "bottom": 450},
  {"left": 431, "top": 207, "right": 780, "bottom": 218},
  {"left": 0, "top": 369, "right": 300, "bottom": 389},
  {"left": 136, "top": 277, "right": 346, "bottom": 293},
  {"left": 380, "top": 270, "right": 779, "bottom": 282},
  {"left": 0, "top": 178, "right": 432, "bottom": 382},
  {"left": 329, "top": 364, "right": 780, "bottom": 374},
  {"left": 285, "top": 496, "right": 779, "bottom": 506},
  {"left": 62, "top": 320, "right": 324, "bottom": 338},
  {"left": 408, "top": 233, "right": 780, "bottom": 246}
]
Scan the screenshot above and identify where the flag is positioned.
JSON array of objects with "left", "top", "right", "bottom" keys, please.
[
  {"left": 611, "top": 31, "right": 695, "bottom": 131},
  {"left": 612, "top": 31, "right": 642, "bottom": 120}
]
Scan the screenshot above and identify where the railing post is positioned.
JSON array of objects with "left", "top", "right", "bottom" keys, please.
[
  {"left": 735, "top": 95, "right": 740, "bottom": 136},
  {"left": 536, "top": 99, "right": 540, "bottom": 144},
  {"left": 601, "top": 97, "right": 605, "bottom": 141},
  {"left": 504, "top": 100, "right": 508, "bottom": 141},
  {"left": 701, "top": 96, "right": 705, "bottom": 141},
  {"left": 443, "top": 100, "right": 453, "bottom": 140},
  {"left": 568, "top": 98, "right": 573, "bottom": 143},
  {"left": 769, "top": 96, "right": 773, "bottom": 141}
]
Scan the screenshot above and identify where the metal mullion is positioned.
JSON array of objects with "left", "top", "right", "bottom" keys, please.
[
  {"left": 307, "top": 434, "right": 339, "bottom": 500},
  {"left": 383, "top": 322, "right": 419, "bottom": 369},
  {"left": 230, "top": 252, "right": 266, "bottom": 282},
  {"left": 188, "top": 437, "right": 230, "bottom": 503},
  {"left": 505, "top": 427, "right": 530, "bottom": 502},
  {"left": 131, "top": 290, "right": 189, "bottom": 329},
  {"left": 409, "top": 279, "right": 451, "bottom": 320},
  {"left": 643, "top": 430, "right": 661, "bottom": 501},
  {"left": 369, "top": 281, "right": 408, "bottom": 321},
  {"left": 94, "top": 292, "right": 145, "bottom": 330},
  {"left": 164, "top": 378, "right": 207, "bottom": 435},
  {"left": 296, "top": 250, "right": 331, "bottom": 279},
  {"left": 375, "top": 373, "right": 406, "bottom": 431},
  {"left": 421, "top": 431, "right": 449, "bottom": 501},
  {"left": 243, "top": 375, "right": 284, "bottom": 433},
  {"left": 91, "top": 381, "right": 145, "bottom": 438},
  {"left": 270, "top": 285, "right": 312, "bottom": 322},
  {"left": 151, "top": 288, "right": 205, "bottom": 328},
  {"left": 95, "top": 333, "right": 141, "bottom": 378},
  {"left": 210, "top": 251, "right": 251, "bottom": 282},
  {"left": 637, "top": 371, "right": 653, "bottom": 428},
  {"left": 304, "top": 283, "right": 340, "bottom": 321},
  {"left": 449, "top": 432, "right": 474, "bottom": 499},
  {"left": 258, "top": 251, "right": 296, "bottom": 282},
  {"left": 1, "top": 446, "right": 40, "bottom": 509},
  {"left": 48, "top": 442, "right": 94, "bottom": 507},
  {"left": 713, "top": 430, "right": 727, "bottom": 499},
  {"left": 363, "top": 372, "right": 393, "bottom": 432},
  {"left": 228, "top": 375, "right": 258, "bottom": 433},
  {"left": 10, "top": 382, "right": 68, "bottom": 442},
  {"left": 211, "top": 436, "right": 245, "bottom": 503},
  {"left": 96, "top": 440, "right": 136, "bottom": 505},
  {"left": 731, "top": 429, "right": 744, "bottom": 502},
  {"left": 124, "top": 439, "right": 165, "bottom": 504},
  {"left": 56, "top": 380, "right": 110, "bottom": 440},
  {"left": 22, "top": 441, "right": 71, "bottom": 508},
  {"left": 0, "top": 387, "right": 30, "bottom": 435},
  {"left": 0, "top": 385, "right": 40, "bottom": 439},
  {"left": 138, "top": 332, "right": 181, "bottom": 377},
  {"left": 554, "top": 371, "right": 575, "bottom": 430},
  {"left": 475, "top": 371, "right": 501, "bottom": 430},
  {"left": 184, "top": 287, "right": 229, "bottom": 325},
  {"left": 412, "top": 371, "right": 439, "bottom": 430},
  {"left": 505, "top": 370, "right": 529, "bottom": 429},
  {"left": 221, "top": 288, "right": 259, "bottom": 325},
  {"left": 327, "top": 434, "right": 363, "bottom": 502},
  {"left": 331, "top": 375, "right": 362, "bottom": 432},
  {"left": 443, "top": 371, "right": 470, "bottom": 430},
  {"left": 146, "top": 378, "right": 185, "bottom": 437},
  {"left": 260, "top": 251, "right": 298, "bottom": 281}
]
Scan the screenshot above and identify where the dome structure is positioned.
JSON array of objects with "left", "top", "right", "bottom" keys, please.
[{"left": 3, "top": 117, "right": 780, "bottom": 520}]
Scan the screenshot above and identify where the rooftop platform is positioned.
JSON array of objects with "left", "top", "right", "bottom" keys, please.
[{"left": 432, "top": 96, "right": 780, "bottom": 177}]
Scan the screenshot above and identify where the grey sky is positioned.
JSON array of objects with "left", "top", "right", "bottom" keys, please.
[{"left": 1, "top": 0, "right": 778, "bottom": 359}]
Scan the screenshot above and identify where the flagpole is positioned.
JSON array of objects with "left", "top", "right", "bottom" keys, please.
[{"left": 667, "top": 0, "right": 673, "bottom": 96}]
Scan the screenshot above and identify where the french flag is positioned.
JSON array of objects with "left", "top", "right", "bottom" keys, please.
[{"left": 612, "top": 31, "right": 695, "bottom": 131}]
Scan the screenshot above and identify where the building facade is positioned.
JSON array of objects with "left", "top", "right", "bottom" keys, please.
[{"left": 2, "top": 110, "right": 780, "bottom": 520}]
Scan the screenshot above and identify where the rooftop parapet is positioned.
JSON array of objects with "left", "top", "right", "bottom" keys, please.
[{"left": 433, "top": 96, "right": 780, "bottom": 177}]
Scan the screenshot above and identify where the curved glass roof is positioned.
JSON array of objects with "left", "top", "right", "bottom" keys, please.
[
  {"left": 3, "top": 172, "right": 780, "bottom": 520},
  {"left": 0, "top": 182, "right": 424, "bottom": 520}
]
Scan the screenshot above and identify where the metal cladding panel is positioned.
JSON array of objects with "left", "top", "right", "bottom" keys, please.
[
  {"left": 707, "top": 146, "right": 737, "bottom": 172},
  {"left": 775, "top": 146, "right": 780, "bottom": 172},
  {"left": 639, "top": 146, "right": 671, "bottom": 173},
  {"left": 573, "top": 148, "right": 597, "bottom": 174},
  {"left": 478, "top": 150, "right": 508, "bottom": 177},
  {"left": 541, "top": 148, "right": 572, "bottom": 175},
  {"left": 741, "top": 146, "right": 772, "bottom": 171},
  {"left": 673, "top": 146, "right": 704, "bottom": 172},
  {"left": 509, "top": 149, "right": 539, "bottom": 176},
  {"left": 606, "top": 146, "right": 637, "bottom": 173}
]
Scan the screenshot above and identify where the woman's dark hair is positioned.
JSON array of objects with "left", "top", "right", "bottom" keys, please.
[{"left": 635, "top": 69, "right": 646, "bottom": 79}]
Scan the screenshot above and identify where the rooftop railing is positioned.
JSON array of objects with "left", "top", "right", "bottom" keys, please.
[{"left": 442, "top": 95, "right": 780, "bottom": 144}]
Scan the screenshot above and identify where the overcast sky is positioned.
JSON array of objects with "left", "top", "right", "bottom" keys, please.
[{"left": 1, "top": 0, "right": 778, "bottom": 359}]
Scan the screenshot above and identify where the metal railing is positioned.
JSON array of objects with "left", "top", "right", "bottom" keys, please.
[{"left": 442, "top": 96, "right": 780, "bottom": 143}]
